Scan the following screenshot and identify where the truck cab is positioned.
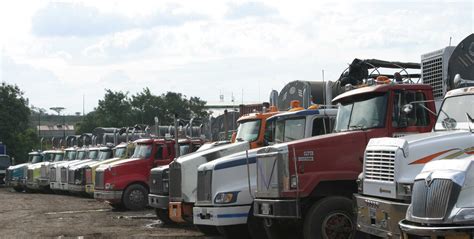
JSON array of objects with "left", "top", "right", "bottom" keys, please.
[
  {"left": 253, "top": 83, "right": 436, "bottom": 239},
  {"left": 7, "top": 151, "right": 42, "bottom": 192},
  {"left": 94, "top": 138, "right": 202, "bottom": 210},
  {"left": 193, "top": 106, "right": 338, "bottom": 238},
  {"left": 162, "top": 109, "right": 279, "bottom": 228}
]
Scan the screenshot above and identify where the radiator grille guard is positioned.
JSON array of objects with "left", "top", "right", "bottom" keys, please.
[
  {"left": 149, "top": 170, "right": 164, "bottom": 194},
  {"left": 27, "top": 169, "right": 34, "bottom": 182},
  {"left": 49, "top": 168, "right": 56, "bottom": 182},
  {"left": 197, "top": 170, "right": 213, "bottom": 203},
  {"left": 255, "top": 147, "right": 289, "bottom": 198},
  {"left": 60, "top": 167, "right": 67, "bottom": 183},
  {"left": 95, "top": 171, "right": 104, "bottom": 189},
  {"left": 40, "top": 165, "right": 47, "bottom": 178},
  {"left": 364, "top": 149, "right": 396, "bottom": 182},
  {"left": 169, "top": 162, "right": 182, "bottom": 200},
  {"left": 68, "top": 169, "right": 75, "bottom": 184},
  {"left": 411, "top": 178, "right": 458, "bottom": 219}
]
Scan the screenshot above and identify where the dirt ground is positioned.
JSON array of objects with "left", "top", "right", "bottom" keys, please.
[{"left": 0, "top": 186, "right": 222, "bottom": 238}]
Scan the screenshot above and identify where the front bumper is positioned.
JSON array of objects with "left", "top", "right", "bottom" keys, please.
[
  {"left": 193, "top": 205, "right": 251, "bottom": 226},
  {"left": 253, "top": 198, "right": 300, "bottom": 219},
  {"left": 149, "top": 194, "right": 169, "bottom": 209},
  {"left": 38, "top": 177, "right": 49, "bottom": 187},
  {"left": 68, "top": 184, "right": 85, "bottom": 193},
  {"left": 50, "top": 181, "right": 62, "bottom": 190},
  {"left": 59, "top": 182, "right": 69, "bottom": 191},
  {"left": 85, "top": 184, "right": 94, "bottom": 194},
  {"left": 26, "top": 180, "right": 40, "bottom": 190},
  {"left": 94, "top": 190, "right": 123, "bottom": 202},
  {"left": 355, "top": 194, "right": 409, "bottom": 238},
  {"left": 399, "top": 219, "right": 474, "bottom": 238},
  {"left": 7, "top": 179, "right": 24, "bottom": 188},
  {"left": 169, "top": 202, "right": 193, "bottom": 223}
]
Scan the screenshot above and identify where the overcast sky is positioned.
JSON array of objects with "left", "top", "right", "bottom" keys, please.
[{"left": 0, "top": 0, "right": 472, "bottom": 115}]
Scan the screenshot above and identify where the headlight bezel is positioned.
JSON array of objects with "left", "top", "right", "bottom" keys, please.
[{"left": 214, "top": 191, "right": 239, "bottom": 204}]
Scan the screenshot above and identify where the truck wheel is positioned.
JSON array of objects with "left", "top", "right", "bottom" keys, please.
[
  {"left": 155, "top": 208, "right": 174, "bottom": 225},
  {"left": 13, "top": 186, "right": 23, "bottom": 192},
  {"left": 122, "top": 184, "right": 148, "bottom": 210},
  {"left": 217, "top": 225, "right": 250, "bottom": 239},
  {"left": 196, "top": 225, "right": 220, "bottom": 236},
  {"left": 263, "top": 219, "right": 293, "bottom": 239},
  {"left": 303, "top": 196, "right": 356, "bottom": 239}
]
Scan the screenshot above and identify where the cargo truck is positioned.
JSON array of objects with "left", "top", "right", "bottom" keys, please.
[
  {"left": 194, "top": 106, "right": 338, "bottom": 238},
  {"left": 355, "top": 34, "right": 474, "bottom": 238},
  {"left": 252, "top": 60, "right": 438, "bottom": 239}
]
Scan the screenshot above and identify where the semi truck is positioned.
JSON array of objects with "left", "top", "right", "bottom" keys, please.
[
  {"left": 164, "top": 107, "right": 280, "bottom": 231},
  {"left": 6, "top": 151, "right": 43, "bottom": 192},
  {"left": 148, "top": 106, "right": 279, "bottom": 226},
  {"left": 0, "top": 154, "right": 11, "bottom": 184},
  {"left": 26, "top": 150, "right": 63, "bottom": 192},
  {"left": 355, "top": 34, "right": 474, "bottom": 238},
  {"left": 50, "top": 147, "right": 84, "bottom": 192},
  {"left": 193, "top": 105, "right": 338, "bottom": 238},
  {"left": 94, "top": 138, "right": 205, "bottom": 210},
  {"left": 252, "top": 60, "right": 438, "bottom": 239}
]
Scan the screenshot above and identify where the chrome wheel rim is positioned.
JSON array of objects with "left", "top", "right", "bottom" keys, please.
[{"left": 321, "top": 212, "right": 354, "bottom": 239}]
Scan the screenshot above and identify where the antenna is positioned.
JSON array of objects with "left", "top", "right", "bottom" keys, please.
[
  {"left": 322, "top": 69, "right": 326, "bottom": 106},
  {"left": 449, "top": 36, "right": 452, "bottom": 46}
]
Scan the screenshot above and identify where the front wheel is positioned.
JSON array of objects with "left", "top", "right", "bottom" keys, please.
[
  {"left": 13, "top": 186, "right": 23, "bottom": 192},
  {"left": 155, "top": 208, "right": 174, "bottom": 225},
  {"left": 122, "top": 184, "right": 148, "bottom": 210},
  {"left": 303, "top": 196, "right": 356, "bottom": 239},
  {"left": 196, "top": 225, "right": 220, "bottom": 236}
]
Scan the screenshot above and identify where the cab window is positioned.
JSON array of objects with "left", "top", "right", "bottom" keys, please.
[
  {"left": 312, "top": 117, "right": 334, "bottom": 136},
  {"left": 392, "top": 91, "right": 430, "bottom": 127}
]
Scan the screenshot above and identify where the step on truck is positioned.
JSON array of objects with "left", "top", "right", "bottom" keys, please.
[
  {"left": 193, "top": 105, "right": 338, "bottom": 239},
  {"left": 355, "top": 33, "right": 474, "bottom": 238},
  {"left": 252, "top": 60, "right": 438, "bottom": 239},
  {"left": 94, "top": 138, "right": 204, "bottom": 210},
  {"left": 149, "top": 107, "right": 279, "bottom": 230},
  {"left": 6, "top": 151, "right": 43, "bottom": 192}
]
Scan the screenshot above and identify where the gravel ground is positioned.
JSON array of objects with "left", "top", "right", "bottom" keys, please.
[{"left": 0, "top": 186, "right": 221, "bottom": 238}]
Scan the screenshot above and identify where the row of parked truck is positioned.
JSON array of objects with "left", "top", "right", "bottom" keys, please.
[{"left": 5, "top": 33, "right": 474, "bottom": 239}]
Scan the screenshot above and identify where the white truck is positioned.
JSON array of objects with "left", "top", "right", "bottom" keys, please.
[
  {"left": 355, "top": 86, "right": 474, "bottom": 238},
  {"left": 355, "top": 33, "right": 474, "bottom": 238},
  {"left": 50, "top": 147, "right": 82, "bottom": 192},
  {"left": 193, "top": 107, "right": 337, "bottom": 238},
  {"left": 50, "top": 147, "right": 90, "bottom": 192}
]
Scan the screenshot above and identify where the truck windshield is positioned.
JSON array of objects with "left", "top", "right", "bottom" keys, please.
[
  {"left": 76, "top": 151, "right": 86, "bottom": 160},
  {"left": 98, "top": 150, "right": 112, "bottom": 161},
  {"left": 113, "top": 147, "right": 126, "bottom": 158},
  {"left": 0, "top": 156, "right": 10, "bottom": 168},
  {"left": 88, "top": 150, "right": 99, "bottom": 160},
  {"left": 65, "top": 151, "right": 76, "bottom": 160},
  {"left": 235, "top": 119, "right": 261, "bottom": 142},
  {"left": 275, "top": 118, "right": 306, "bottom": 143},
  {"left": 54, "top": 153, "right": 64, "bottom": 161},
  {"left": 29, "top": 154, "right": 42, "bottom": 163},
  {"left": 43, "top": 153, "right": 54, "bottom": 162},
  {"left": 334, "top": 93, "right": 388, "bottom": 132},
  {"left": 435, "top": 94, "right": 474, "bottom": 131},
  {"left": 132, "top": 144, "right": 152, "bottom": 159}
]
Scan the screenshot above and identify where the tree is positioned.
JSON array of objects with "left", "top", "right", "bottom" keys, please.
[{"left": 0, "top": 83, "right": 37, "bottom": 163}]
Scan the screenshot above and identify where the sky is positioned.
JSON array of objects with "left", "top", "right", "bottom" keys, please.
[{"left": 0, "top": 0, "right": 472, "bottom": 115}]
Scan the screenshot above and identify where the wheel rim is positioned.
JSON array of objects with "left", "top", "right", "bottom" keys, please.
[
  {"left": 321, "top": 212, "right": 354, "bottom": 239},
  {"left": 129, "top": 189, "right": 144, "bottom": 205}
]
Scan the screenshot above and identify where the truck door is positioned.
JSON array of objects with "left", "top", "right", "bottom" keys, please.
[{"left": 391, "top": 90, "right": 433, "bottom": 137}]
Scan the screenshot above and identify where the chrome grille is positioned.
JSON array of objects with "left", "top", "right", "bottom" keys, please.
[
  {"left": 364, "top": 150, "right": 396, "bottom": 182},
  {"left": 197, "top": 170, "right": 213, "bottom": 203},
  {"left": 27, "top": 169, "right": 34, "bottom": 182},
  {"left": 49, "top": 168, "right": 56, "bottom": 182},
  {"left": 421, "top": 55, "right": 443, "bottom": 99},
  {"left": 169, "top": 162, "right": 182, "bottom": 200},
  {"left": 95, "top": 171, "right": 104, "bottom": 189},
  {"left": 40, "top": 165, "right": 47, "bottom": 178},
  {"left": 68, "top": 169, "right": 75, "bottom": 184},
  {"left": 255, "top": 147, "right": 288, "bottom": 198},
  {"left": 149, "top": 171, "right": 163, "bottom": 194},
  {"left": 412, "top": 179, "right": 454, "bottom": 219},
  {"left": 60, "top": 167, "right": 67, "bottom": 183}
]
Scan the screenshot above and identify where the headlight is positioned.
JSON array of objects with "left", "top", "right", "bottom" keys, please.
[
  {"left": 454, "top": 208, "right": 474, "bottom": 223},
  {"left": 105, "top": 183, "right": 114, "bottom": 190},
  {"left": 163, "top": 181, "right": 169, "bottom": 193},
  {"left": 290, "top": 175, "right": 298, "bottom": 189},
  {"left": 397, "top": 183, "right": 413, "bottom": 197},
  {"left": 214, "top": 191, "right": 239, "bottom": 204},
  {"left": 357, "top": 173, "right": 364, "bottom": 193}
]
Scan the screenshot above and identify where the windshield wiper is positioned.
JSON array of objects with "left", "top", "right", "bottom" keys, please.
[
  {"left": 235, "top": 137, "right": 245, "bottom": 142},
  {"left": 467, "top": 113, "right": 474, "bottom": 132}
]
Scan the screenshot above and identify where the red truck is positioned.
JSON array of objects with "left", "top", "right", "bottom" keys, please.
[
  {"left": 94, "top": 137, "right": 204, "bottom": 210},
  {"left": 252, "top": 60, "right": 438, "bottom": 239}
]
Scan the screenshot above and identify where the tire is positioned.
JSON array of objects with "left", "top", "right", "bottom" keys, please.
[
  {"left": 13, "top": 186, "right": 23, "bottom": 192},
  {"left": 122, "top": 184, "right": 148, "bottom": 210},
  {"left": 155, "top": 208, "right": 174, "bottom": 225},
  {"left": 196, "top": 225, "right": 220, "bottom": 236},
  {"left": 217, "top": 225, "right": 250, "bottom": 239},
  {"left": 263, "top": 218, "right": 293, "bottom": 239},
  {"left": 247, "top": 207, "right": 268, "bottom": 239},
  {"left": 303, "top": 196, "right": 356, "bottom": 239}
]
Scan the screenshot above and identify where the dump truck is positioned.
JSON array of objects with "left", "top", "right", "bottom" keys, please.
[{"left": 193, "top": 105, "right": 338, "bottom": 238}]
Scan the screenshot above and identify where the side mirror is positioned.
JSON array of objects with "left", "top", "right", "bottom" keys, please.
[{"left": 402, "top": 104, "right": 413, "bottom": 114}]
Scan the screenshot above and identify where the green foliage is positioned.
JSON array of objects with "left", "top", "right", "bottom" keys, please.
[
  {"left": 0, "top": 83, "right": 38, "bottom": 163},
  {"left": 76, "top": 88, "right": 208, "bottom": 133}
]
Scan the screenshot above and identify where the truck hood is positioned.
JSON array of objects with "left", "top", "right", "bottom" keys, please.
[
  {"left": 176, "top": 141, "right": 250, "bottom": 165},
  {"left": 96, "top": 157, "right": 142, "bottom": 171},
  {"left": 198, "top": 147, "right": 259, "bottom": 171},
  {"left": 8, "top": 163, "right": 30, "bottom": 170},
  {"left": 69, "top": 159, "right": 100, "bottom": 170},
  {"left": 150, "top": 164, "right": 169, "bottom": 173},
  {"left": 77, "top": 157, "right": 123, "bottom": 169}
]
